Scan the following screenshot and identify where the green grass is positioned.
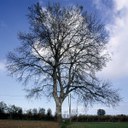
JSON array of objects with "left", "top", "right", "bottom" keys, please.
[{"left": 66, "top": 122, "right": 128, "bottom": 128}]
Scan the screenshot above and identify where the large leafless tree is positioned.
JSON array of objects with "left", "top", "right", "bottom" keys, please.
[{"left": 7, "top": 3, "right": 120, "bottom": 123}]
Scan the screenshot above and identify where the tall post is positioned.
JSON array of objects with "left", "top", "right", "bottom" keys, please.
[
  {"left": 68, "top": 93, "right": 71, "bottom": 122},
  {"left": 76, "top": 100, "right": 78, "bottom": 122}
]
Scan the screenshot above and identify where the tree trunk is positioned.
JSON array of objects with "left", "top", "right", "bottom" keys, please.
[
  {"left": 56, "top": 101, "right": 62, "bottom": 124},
  {"left": 53, "top": 68, "right": 63, "bottom": 125}
]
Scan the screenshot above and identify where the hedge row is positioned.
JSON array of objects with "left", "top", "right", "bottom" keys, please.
[
  {"left": 0, "top": 113, "right": 57, "bottom": 121},
  {"left": 71, "top": 115, "right": 128, "bottom": 122}
]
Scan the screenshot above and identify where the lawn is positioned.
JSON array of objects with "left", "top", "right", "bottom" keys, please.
[
  {"left": 0, "top": 120, "right": 59, "bottom": 128},
  {"left": 67, "top": 122, "right": 128, "bottom": 128}
]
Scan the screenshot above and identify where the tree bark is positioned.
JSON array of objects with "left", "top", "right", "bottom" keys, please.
[
  {"left": 56, "top": 101, "right": 62, "bottom": 123},
  {"left": 53, "top": 67, "right": 63, "bottom": 124}
]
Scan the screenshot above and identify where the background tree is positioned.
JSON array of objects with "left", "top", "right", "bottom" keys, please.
[
  {"left": 6, "top": 2, "right": 120, "bottom": 123},
  {"left": 47, "top": 108, "right": 52, "bottom": 117},
  {"left": 0, "top": 101, "right": 7, "bottom": 119},
  {"left": 26, "top": 109, "right": 32, "bottom": 115},
  {"left": 97, "top": 109, "right": 106, "bottom": 116},
  {"left": 0, "top": 101, "right": 7, "bottom": 114},
  {"left": 32, "top": 108, "right": 38, "bottom": 115},
  {"left": 38, "top": 108, "right": 45, "bottom": 116},
  {"left": 46, "top": 108, "right": 53, "bottom": 120},
  {"left": 38, "top": 108, "right": 46, "bottom": 120},
  {"left": 7, "top": 105, "right": 23, "bottom": 119}
]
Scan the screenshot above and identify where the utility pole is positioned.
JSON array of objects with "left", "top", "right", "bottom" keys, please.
[
  {"left": 76, "top": 100, "right": 79, "bottom": 122},
  {"left": 68, "top": 93, "right": 71, "bottom": 122}
]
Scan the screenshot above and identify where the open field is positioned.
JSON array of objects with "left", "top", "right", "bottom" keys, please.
[
  {"left": 0, "top": 120, "right": 59, "bottom": 128},
  {"left": 67, "top": 122, "right": 128, "bottom": 128},
  {"left": 0, "top": 120, "right": 128, "bottom": 128}
]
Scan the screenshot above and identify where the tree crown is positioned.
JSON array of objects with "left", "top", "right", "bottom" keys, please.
[{"left": 7, "top": 2, "right": 120, "bottom": 107}]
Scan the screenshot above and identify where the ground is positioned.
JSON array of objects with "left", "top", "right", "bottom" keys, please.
[
  {"left": 0, "top": 120, "right": 128, "bottom": 128},
  {"left": 0, "top": 120, "right": 59, "bottom": 128}
]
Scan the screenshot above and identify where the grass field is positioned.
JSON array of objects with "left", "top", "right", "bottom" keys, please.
[
  {"left": 67, "top": 122, "right": 128, "bottom": 128},
  {"left": 0, "top": 120, "right": 59, "bottom": 128},
  {"left": 0, "top": 120, "right": 128, "bottom": 128}
]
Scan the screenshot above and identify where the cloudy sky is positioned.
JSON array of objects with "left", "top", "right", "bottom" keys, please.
[{"left": 0, "top": 0, "right": 128, "bottom": 115}]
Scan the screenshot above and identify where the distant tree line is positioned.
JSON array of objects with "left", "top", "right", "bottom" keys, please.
[
  {"left": 71, "top": 115, "right": 128, "bottom": 122},
  {"left": 1, "top": 101, "right": 128, "bottom": 122},
  {"left": 0, "top": 101, "right": 55, "bottom": 121}
]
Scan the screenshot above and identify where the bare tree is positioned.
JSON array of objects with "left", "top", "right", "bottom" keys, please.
[
  {"left": 7, "top": 3, "right": 120, "bottom": 123},
  {"left": 0, "top": 101, "right": 7, "bottom": 114}
]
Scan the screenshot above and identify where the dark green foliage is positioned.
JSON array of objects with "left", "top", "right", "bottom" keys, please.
[
  {"left": 97, "top": 109, "right": 106, "bottom": 116},
  {"left": 71, "top": 115, "right": 128, "bottom": 122}
]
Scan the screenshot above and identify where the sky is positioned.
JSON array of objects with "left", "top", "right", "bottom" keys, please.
[{"left": 0, "top": 0, "right": 128, "bottom": 116}]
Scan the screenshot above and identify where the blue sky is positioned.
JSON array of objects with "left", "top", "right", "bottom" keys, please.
[{"left": 0, "top": 0, "right": 128, "bottom": 115}]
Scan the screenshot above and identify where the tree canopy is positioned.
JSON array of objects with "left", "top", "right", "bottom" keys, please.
[{"left": 97, "top": 109, "right": 106, "bottom": 116}]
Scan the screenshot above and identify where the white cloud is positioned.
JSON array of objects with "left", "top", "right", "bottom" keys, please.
[
  {"left": 0, "top": 60, "right": 6, "bottom": 72},
  {"left": 98, "top": 0, "right": 128, "bottom": 80},
  {"left": 114, "top": 0, "right": 128, "bottom": 11}
]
